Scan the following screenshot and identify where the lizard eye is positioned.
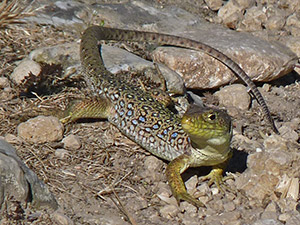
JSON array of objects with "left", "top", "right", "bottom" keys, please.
[{"left": 208, "top": 113, "right": 216, "bottom": 121}]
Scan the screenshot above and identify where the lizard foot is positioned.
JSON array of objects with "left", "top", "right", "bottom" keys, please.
[
  {"left": 200, "top": 168, "right": 234, "bottom": 194},
  {"left": 174, "top": 191, "right": 205, "bottom": 208}
]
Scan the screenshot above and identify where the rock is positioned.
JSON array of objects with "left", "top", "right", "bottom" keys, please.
[
  {"left": 185, "top": 175, "right": 198, "bottom": 193},
  {"left": 10, "top": 59, "right": 41, "bottom": 84},
  {"left": 159, "top": 204, "right": 180, "bottom": 219},
  {"left": 235, "top": 0, "right": 255, "bottom": 10},
  {"left": 265, "top": 16, "right": 286, "bottom": 30},
  {"left": 235, "top": 150, "right": 292, "bottom": 201},
  {"left": 17, "top": 116, "right": 64, "bottom": 144},
  {"left": 0, "top": 77, "right": 10, "bottom": 89},
  {"left": 0, "top": 139, "right": 58, "bottom": 210},
  {"left": 204, "top": 0, "right": 223, "bottom": 11},
  {"left": 286, "top": 13, "right": 300, "bottom": 29},
  {"left": 55, "top": 149, "right": 69, "bottom": 159},
  {"left": 239, "top": 6, "right": 267, "bottom": 31},
  {"left": 0, "top": 152, "right": 29, "bottom": 204},
  {"left": 52, "top": 211, "right": 74, "bottom": 225},
  {"left": 4, "top": 133, "right": 21, "bottom": 144},
  {"left": 278, "top": 125, "right": 298, "bottom": 142},
  {"left": 283, "top": 212, "right": 300, "bottom": 225},
  {"left": 62, "top": 134, "right": 81, "bottom": 150},
  {"left": 29, "top": 42, "right": 80, "bottom": 69},
  {"left": 223, "top": 201, "right": 236, "bottom": 212},
  {"left": 286, "top": 178, "right": 299, "bottom": 200},
  {"left": 218, "top": 0, "right": 244, "bottom": 29},
  {"left": 26, "top": 1, "right": 298, "bottom": 90},
  {"left": 214, "top": 84, "right": 250, "bottom": 111},
  {"left": 253, "top": 219, "right": 283, "bottom": 225}
]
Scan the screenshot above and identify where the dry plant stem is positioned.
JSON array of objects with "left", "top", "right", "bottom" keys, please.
[
  {"left": 0, "top": 0, "right": 34, "bottom": 28},
  {"left": 111, "top": 188, "right": 138, "bottom": 225}
]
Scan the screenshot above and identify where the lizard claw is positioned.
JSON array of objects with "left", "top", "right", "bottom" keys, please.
[
  {"left": 200, "top": 168, "right": 234, "bottom": 194},
  {"left": 174, "top": 191, "right": 205, "bottom": 208}
]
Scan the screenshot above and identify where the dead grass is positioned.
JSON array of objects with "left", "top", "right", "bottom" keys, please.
[{"left": 0, "top": 0, "right": 34, "bottom": 28}]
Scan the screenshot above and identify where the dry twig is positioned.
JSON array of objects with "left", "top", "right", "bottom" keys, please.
[{"left": 0, "top": 0, "right": 34, "bottom": 28}]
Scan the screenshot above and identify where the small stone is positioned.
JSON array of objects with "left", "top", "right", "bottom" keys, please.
[
  {"left": 4, "top": 134, "right": 21, "bottom": 144},
  {"left": 55, "top": 149, "right": 69, "bottom": 159},
  {"left": 265, "top": 16, "right": 286, "bottom": 30},
  {"left": 185, "top": 175, "right": 198, "bottom": 192},
  {"left": 197, "top": 182, "right": 210, "bottom": 196},
  {"left": 253, "top": 219, "right": 282, "bottom": 225},
  {"left": 17, "top": 116, "right": 64, "bottom": 144},
  {"left": 215, "top": 84, "right": 250, "bottom": 111},
  {"left": 262, "top": 83, "right": 271, "bottom": 92},
  {"left": 263, "top": 135, "right": 288, "bottom": 152},
  {"left": 204, "top": 0, "right": 223, "bottom": 11},
  {"left": 52, "top": 211, "right": 74, "bottom": 225},
  {"left": 235, "top": 0, "right": 255, "bottom": 10},
  {"left": 239, "top": 6, "right": 267, "bottom": 31},
  {"left": 11, "top": 59, "right": 41, "bottom": 84},
  {"left": 286, "top": 13, "right": 300, "bottom": 28},
  {"left": 144, "top": 155, "right": 163, "bottom": 172},
  {"left": 159, "top": 204, "right": 180, "bottom": 219},
  {"left": 278, "top": 125, "right": 298, "bottom": 143},
  {"left": 218, "top": 0, "right": 243, "bottom": 29},
  {"left": 265, "top": 201, "right": 278, "bottom": 212},
  {"left": 224, "top": 201, "right": 236, "bottom": 212},
  {"left": 278, "top": 213, "right": 291, "bottom": 222},
  {"left": 219, "top": 211, "right": 241, "bottom": 224},
  {"left": 260, "top": 211, "right": 278, "bottom": 220},
  {"left": 287, "top": 178, "right": 299, "bottom": 200},
  {"left": 0, "top": 77, "right": 10, "bottom": 89},
  {"left": 180, "top": 201, "right": 198, "bottom": 215},
  {"left": 62, "top": 134, "right": 81, "bottom": 150}
]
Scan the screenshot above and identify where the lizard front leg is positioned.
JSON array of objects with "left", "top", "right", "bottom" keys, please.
[{"left": 165, "top": 154, "right": 205, "bottom": 207}]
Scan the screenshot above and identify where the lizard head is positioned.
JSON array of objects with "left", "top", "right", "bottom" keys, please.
[{"left": 181, "top": 104, "right": 232, "bottom": 150}]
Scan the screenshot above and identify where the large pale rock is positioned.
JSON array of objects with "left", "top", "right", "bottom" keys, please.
[
  {"left": 0, "top": 139, "right": 57, "bottom": 209},
  {"left": 25, "top": 1, "right": 297, "bottom": 90}
]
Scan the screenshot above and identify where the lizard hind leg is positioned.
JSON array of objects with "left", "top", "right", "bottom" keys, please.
[{"left": 60, "top": 97, "right": 112, "bottom": 124}]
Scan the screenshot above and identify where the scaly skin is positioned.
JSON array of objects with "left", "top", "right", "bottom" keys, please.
[{"left": 61, "top": 26, "right": 239, "bottom": 207}]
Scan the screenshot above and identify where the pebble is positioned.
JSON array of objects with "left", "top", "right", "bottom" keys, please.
[
  {"left": 204, "top": 0, "right": 223, "bottom": 11},
  {"left": 217, "top": 0, "right": 243, "bottom": 29},
  {"left": 10, "top": 59, "right": 41, "bottom": 84},
  {"left": 52, "top": 211, "right": 74, "bottom": 225},
  {"left": 239, "top": 6, "right": 267, "bottom": 31},
  {"left": 159, "top": 204, "right": 180, "bottom": 219},
  {"left": 17, "top": 116, "right": 64, "bottom": 144},
  {"left": 4, "top": 133, "right": 21, "bottom": 144},
  {"left": 214, "top": 84, "right": 250, "bottom": 111},
  {"left": 55, "top": 149, "right": 69, "bottom": 159},
  {"left": 62, "top": 134, "right": 81, "bottom": 150},
  {"left": 0, "top": 77, "right": 10, "bottom": 88}
]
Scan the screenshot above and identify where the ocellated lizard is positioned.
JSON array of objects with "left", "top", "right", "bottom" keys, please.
[{"left": 61, "top": 26, "right": 277, "bottom": 207}]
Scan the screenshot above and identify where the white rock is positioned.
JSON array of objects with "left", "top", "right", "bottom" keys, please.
[{"left": 11, "top": 59, "right": 41, "bottom": 84}]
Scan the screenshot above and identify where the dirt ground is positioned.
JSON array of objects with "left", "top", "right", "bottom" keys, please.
[{"left": 0, "top": 1, "right": 300, "bottom": 225}]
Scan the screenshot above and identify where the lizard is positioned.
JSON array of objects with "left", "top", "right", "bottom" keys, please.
[{"left": 61, "top": 25, "right": 277, "bottom": 207}]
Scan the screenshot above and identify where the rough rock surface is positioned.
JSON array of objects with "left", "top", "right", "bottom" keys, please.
[
  {"left": 17, "top": 116, "right": 64, "bottom": 144},
  {"left": 0, "top": 138, "right": 58, "bottom": 210}
]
